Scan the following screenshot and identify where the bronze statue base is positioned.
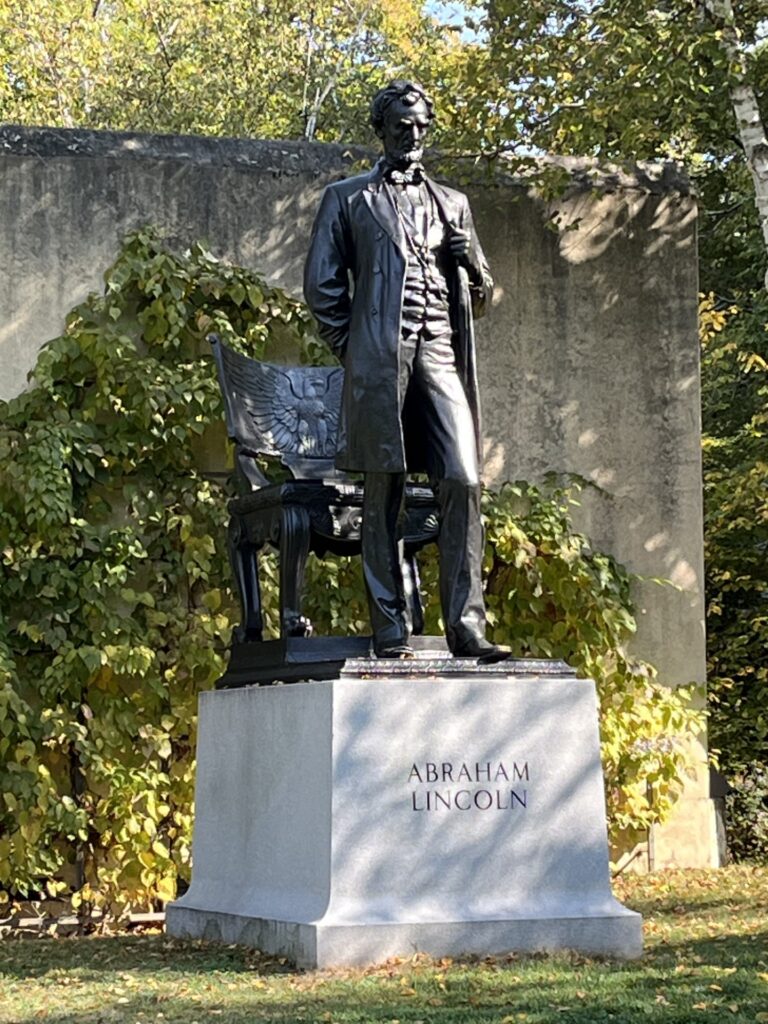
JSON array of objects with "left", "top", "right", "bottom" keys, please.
[{"left": 217, "top": 635, "right": 571, "bottom": 688}]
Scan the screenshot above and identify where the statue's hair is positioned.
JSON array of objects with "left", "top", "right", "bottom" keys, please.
[{"left": 370, "top": 80, "right": 435, "bottom": 133}]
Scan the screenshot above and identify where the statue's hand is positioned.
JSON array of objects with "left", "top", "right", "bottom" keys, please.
[
  {"left": 449, "top": 226, "right": 471, "bottom": 263},
  {"left": 449, "top": 226, "right": 482, "bottom": 282}
]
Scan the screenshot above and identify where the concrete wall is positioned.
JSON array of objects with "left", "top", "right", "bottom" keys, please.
[{"left": 0, "top": 126, "right": 714, "bottom": 866}]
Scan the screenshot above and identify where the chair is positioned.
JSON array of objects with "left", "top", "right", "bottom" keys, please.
[{"left": 209, "top": 334, "right": 439, "bottom": 685}]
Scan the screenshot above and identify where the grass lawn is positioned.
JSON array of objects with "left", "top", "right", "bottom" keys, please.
[{"left": 1, "top": 866, "right": 766, "bottom": 1024}]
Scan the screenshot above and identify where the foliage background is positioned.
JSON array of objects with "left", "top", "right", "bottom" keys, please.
[
  {"left": 0, "top": 0, "right": 766, "bottom": 876},
  {"left": 0, "top": 233, "right": 703, "bottom": 914}
]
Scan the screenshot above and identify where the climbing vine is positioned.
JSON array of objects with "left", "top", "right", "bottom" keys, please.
[{"left": 0, "top": 230, "right": 702, "bottom": 919}]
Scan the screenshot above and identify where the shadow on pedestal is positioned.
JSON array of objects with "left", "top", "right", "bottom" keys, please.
[{"left": 167, "top": 669, "right": 643, "bottom": 967}]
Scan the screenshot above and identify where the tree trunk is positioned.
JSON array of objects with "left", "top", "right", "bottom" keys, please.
[{"left": 704, "top": 0, "right": 768, "bottom": 290}]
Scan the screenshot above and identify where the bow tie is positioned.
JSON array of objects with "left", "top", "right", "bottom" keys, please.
[{"left": 385, "top": 165, "right": 424, "bottom": 186}]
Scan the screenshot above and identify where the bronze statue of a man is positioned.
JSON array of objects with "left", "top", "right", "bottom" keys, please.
[{"left": 304, "top": 80, "right": 508, "bottom": 663}]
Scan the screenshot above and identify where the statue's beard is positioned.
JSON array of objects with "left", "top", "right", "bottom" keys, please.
[{"left": 389, "top": 145, "right": 423, "bottom": 168}]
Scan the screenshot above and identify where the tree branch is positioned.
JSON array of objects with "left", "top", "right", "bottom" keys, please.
[{"left": 703, "top": 0, "right": 768, "bottom": 289}]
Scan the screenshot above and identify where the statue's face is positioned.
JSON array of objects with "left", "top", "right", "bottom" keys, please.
[{"left": 378, "top": 96, "right": 431, "bottom": 168}]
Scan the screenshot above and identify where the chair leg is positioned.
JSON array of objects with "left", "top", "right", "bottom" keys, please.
[
  {"left": 280, "top": 505, "right": 313, "bottom": 638},
  {"left": 228, "top": 515, "right": 263, "bottom": 642},
  {"left": 403, "top": 551, "right": 425, "bottom": 636}
]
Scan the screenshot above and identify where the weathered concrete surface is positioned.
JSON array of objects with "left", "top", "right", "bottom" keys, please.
[
  {"left": 0, "top": 127, "right": 369, "bottom": 400},
  {"left": 0, "top": 126, "right": 713, "bottom": 866}
]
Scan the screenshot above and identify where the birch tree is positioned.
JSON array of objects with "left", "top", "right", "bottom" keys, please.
[
  {"left": 704, "top": 0, "right": 768, "bottom": 289},
  {"left": 0, "top": 0, "right": 449, "bottom": 143}
]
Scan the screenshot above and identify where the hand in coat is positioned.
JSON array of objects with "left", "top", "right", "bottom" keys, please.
[{"left": 449, "top": 226, "right": 482, "bottom": 282}]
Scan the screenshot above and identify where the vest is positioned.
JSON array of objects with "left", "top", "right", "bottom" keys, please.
[{"left": 388, "top": 183, "right": 452, "bottom": 337}]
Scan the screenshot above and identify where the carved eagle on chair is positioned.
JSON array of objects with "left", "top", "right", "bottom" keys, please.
[{"left": 220, "top": 347, "right": 344, "bottom": 460}]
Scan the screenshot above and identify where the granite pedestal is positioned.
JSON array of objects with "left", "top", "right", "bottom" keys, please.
[{"left": 166, "top": 660, "right": 642, "bottom": 966}]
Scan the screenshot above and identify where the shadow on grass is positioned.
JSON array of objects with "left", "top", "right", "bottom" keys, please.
[
  {"left": 622, "top": 893, "right": 768, "bottom": 919},
  {"left": 0, "top": 934, "right": 288, "bottom": 980},
  {"left": 7, "top": 969, "right": 768, "bottom": 1024},
  {"left": 647, "top": 930, "right": 768, "bottom": 969},
  {"left": 2, "top": 928, "right": 767, "bottom": 980},
  {"left": 2, "top": 931, "right": 767, "bottom": 1024}
]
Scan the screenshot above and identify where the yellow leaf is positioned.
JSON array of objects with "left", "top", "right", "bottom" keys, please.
[{"left": 155, "top": 876, "right": 176, "bottom": 903}]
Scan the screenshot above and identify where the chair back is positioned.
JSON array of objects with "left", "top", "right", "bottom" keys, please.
[{"left": 210, "top": 334, "right": 344, "bottom": 483}]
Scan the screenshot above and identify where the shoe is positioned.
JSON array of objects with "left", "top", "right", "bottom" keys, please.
[
  {"left": 374, "top": 639, "right": 415, "bottom": 659},
  {"left": 451, "top": 637, "right": 511, "bottom": 664}
]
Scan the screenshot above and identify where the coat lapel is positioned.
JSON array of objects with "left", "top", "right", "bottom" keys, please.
[
  {"left": 358, "top": 162, "right": 462, "bottom": 251},
  {"left": 361, "top": 162, "right": 406, "bottom": 254},
  {"left": 424, "top": 177, "right": 461, "bottom": 231}
]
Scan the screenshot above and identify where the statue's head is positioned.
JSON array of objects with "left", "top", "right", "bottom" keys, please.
[{"left": 370, "top": 80, "right": 435, "bottom": 169}]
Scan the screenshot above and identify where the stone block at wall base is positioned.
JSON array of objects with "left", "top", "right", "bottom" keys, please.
[
  {"left": 652, "top": 795, "right": 721, "bottom": 869},
  {"left": 166, "top": 671, "right": 642, "bottom": 967}
]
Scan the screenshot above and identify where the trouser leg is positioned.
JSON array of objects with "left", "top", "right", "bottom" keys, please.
[
  {"left": 361, "top": 331, "right": 418, "bottom": 650},
  {"left": 362, "top": 470, "right": 409, "bottom": 647},
  {"left": 413, "top": 331, "right": 488, "bottom": 650},
  {"left": 435, "top": 477, "right": 486, "bottom": 650}
]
